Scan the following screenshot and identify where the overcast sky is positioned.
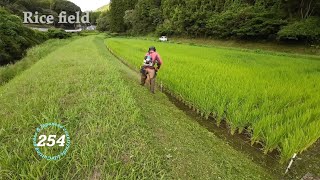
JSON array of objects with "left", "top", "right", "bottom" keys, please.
[{"left": 68, "top": 0, "right": 110, "bottom": 11}]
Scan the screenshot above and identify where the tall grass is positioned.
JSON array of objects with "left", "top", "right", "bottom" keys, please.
[
  {"left": 106, "top": 38, "right": 320, "bottom": 162},
  {"left": 0, "top": 36, "right": 167, "bottom": 178}
]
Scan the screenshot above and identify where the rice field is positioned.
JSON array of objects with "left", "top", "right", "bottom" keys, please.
[
  {"left": 1, "top": 35, "right": 281, "bottom": 179},
  {"left": 106, "top": 38, "right": 320, "bottom": 162}
]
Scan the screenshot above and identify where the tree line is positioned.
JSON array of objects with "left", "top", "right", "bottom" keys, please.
[
  {"left": 97, "top": 0, "right": 320, "bottom": 42},
  {"left": 0, "top": 0, "right": 82, "bottom": 28},
  {"left": 0, "top": 0, "right": 80, "bottom": 65}
]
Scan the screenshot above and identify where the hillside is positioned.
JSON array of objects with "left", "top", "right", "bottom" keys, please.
[
  {"left": 97, "top": 4, "right": 110, "bottom": 12},
  {"left": 97, "top": 0, "right": 320, "bottom": 43}
]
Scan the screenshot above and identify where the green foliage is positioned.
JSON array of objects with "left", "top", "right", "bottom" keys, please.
[
  {"left": 47, "top": 28, "right": 71, "bottom": 39},
  {"left": 109, "top": 0, "right": 125, "bottom": 32},
  {"left": 99, "top": 0, "right": 162, "bottom": 34},
  {"left": 1, "top": 0, "right": 52, "bottom": 16},
  {"left": 0, "top": 8, "right": 47, "bottom": 65},
  {"left": 109, "top": 0, "right": 138, "bottom": 32},
  {"left": 53, "top": 0, "right": 81, "bottom": 14},
  {"left": 1, "top": 0, "right": 82, "bottom": 28},
  {"left": 53, "top": 0, "right": 81, "bottom": 28},
  {"left": 278, "top": 17, "right": 320, "bottom": 42},
  {"left": 97, "top": 11, "right": 111, "bottom": 32},
  {"left": 101, "top": 0, "right": 320, "bottom": 42},
  {"left": 207, "top": 6, "right": 286, "bottom": 39},
  {"left": 130, "top": 0, "right": 162, "bottom": 34},
  {"left": 89, "top": 11, "right": 101, "bottom": 25},
  {"left": 155, "top": 19, "right": 174, "bottom": 36}
]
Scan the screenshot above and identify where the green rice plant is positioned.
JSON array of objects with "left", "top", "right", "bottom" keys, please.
[{"left": 106, "top": 38, "right": 320, "bottom": 162}]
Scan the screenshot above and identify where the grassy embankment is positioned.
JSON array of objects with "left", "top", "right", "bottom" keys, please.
[
  {"left": 106, "top": 38, "right": 320, "bottom": 162},
  {"left": 0, "top": 35, "right": 277, "bottom": 179},
  {"left": 0, "top": 38, "right": 76, "bottom": 85}
]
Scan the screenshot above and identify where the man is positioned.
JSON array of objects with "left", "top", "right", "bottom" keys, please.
[{"left": 140, "top": 46, "right": 163, "bottom": 94}]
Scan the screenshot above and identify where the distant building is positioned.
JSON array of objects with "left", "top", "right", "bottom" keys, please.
[
  {"left": 86, "top": 25, "right": 97, "bottom": 31},
  {"left": 30, "top": 27, "right": 49, "bottom": 32}
]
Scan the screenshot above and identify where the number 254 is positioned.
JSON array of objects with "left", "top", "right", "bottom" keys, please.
[{"left": 37, "top": 135, "right": 66, "bottom": 147}]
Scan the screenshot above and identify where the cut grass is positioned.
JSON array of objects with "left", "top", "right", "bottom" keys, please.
[
  {"left": 106, "top": 38, "right": 320, "bottom": 162},
  {"left": 0, "top": 36, "right": 166, "bottom": 179}
]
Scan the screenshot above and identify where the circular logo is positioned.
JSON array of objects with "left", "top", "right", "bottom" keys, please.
[{"left": 33, "top": 123, "right": 71, "bottom": 160}]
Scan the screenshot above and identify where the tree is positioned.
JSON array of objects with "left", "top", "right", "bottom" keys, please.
[
  {"left": 90, "top": 11, "right": 101, "bottom": 25},
  {"left": 129, "top": 0, "right": 162, "bottom": 34},
  {"left": 123, "top": 10, "right": 135, "bottom": 30},
  {"left": 109, "top": 0, "right": 138, "bottom": 32},
  {"left": 104, "top": 0, "right": 320, "bottom": 42},
  {"left": 53, "top": 0, "right": 81, "bottom": 14},
  {"left": 0, "top": 8, "right": 47, "bottom": 65},
  {"left": 53, "top": 0, "right": 81, "bottom": 28},
  {"left": 109, "top": 0, "right": 126, "bottom": 32},
  {"left": 97, "top": 11, "right": 111, "bottom": 31}
]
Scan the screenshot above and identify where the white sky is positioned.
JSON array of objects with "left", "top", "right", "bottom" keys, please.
[{"left": 68, "top": 0, "right": 110, "bottom": 11}]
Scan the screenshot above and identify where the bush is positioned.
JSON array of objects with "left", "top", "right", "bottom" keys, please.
[
  {"left": 47, "top": 28, "right": 71, "bottom": 39},
  {"left": 155, "top": 20, "right": 174, "bottom": 36},
  {"left": 0, "top": 8, "right": 48, "bottom": 65},
  {"left": 278, "top": 17, "right": 320, "bottom": 42},
  {"left": 97, "top": 11, "right": 111, "bottom": 32}
]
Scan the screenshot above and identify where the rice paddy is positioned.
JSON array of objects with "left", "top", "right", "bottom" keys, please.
[{"left": 106, "top": 38, "right": 320, "bottom": 162}]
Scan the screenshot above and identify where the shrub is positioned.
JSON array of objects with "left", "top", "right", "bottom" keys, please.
[
  {"left": 155, "top": 20, "right": 174, "bottom": 36},
  {"left": 47, "top": 28, "right": 71, "bottom": 39},
  {"left": 0, "top": 8, "right": 48, "bottom": 65},
  {"left": 97, "top": 11, "right": 111, "bottom": 32},
  {"left": 278, "top": 17, "right": 320, "bottom": 42}
]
